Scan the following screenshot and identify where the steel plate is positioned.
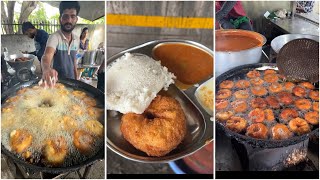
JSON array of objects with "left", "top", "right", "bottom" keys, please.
[{"left": 107, "top": 39, "right": 213, "bottom": 163}]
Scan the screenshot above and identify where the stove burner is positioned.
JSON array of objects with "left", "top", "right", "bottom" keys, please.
[
  {"left": 2, "top": 154, "right": 98, "bottom": 179},
  {"left": 284, "top": 149, "right": 308, "bottom": 167},
  {"left": 231, "top": 137, "right": 310, "bottom": 171},
  {"left": 17, "top": 68, "right": 33, "bottom": 82},
  {"left": 1, "top": 55, "right": 38, "bottom": 91}
]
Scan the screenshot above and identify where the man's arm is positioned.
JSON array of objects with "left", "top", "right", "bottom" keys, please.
[
  {"left": 74, "top": 57, "right": 78, "bottom": 80},
  {"left": 216, "top": 1, "right": 237, "bottom": 22},
  {"left": 41, "top": 47, "right": 58, "bottom": 87}
]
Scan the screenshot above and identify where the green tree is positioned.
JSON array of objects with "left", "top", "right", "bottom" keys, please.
[
  {"left": 1, "top": 1, "right": 37, "bottom": 34},
  {"left": 49, "top": 14, "right": 60, "bottom": 21},
  {"left": 28, "top": 2, "right": 48, "bottom": 21}
]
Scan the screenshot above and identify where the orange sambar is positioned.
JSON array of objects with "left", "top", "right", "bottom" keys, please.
[
  {"left": 152, "top": 43, "right": 213, "bottom": 85},
  {"left": 216, "top": 30, "right": 264, "bottom": 51}
]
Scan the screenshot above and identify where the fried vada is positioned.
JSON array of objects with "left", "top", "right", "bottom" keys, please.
[
  {"left": 10, "top": 129, "right": 32, "bottom": 153},
  {"left": 120, "top": 95, "right": 186, "bottom": 157},
  {"left": 43, "top": 136, "right": 68, "bottom": 166}
]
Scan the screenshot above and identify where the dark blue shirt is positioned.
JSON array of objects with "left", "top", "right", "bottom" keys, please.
[{"left": 35, "top": 29, "right": 49, "bottom": 61}]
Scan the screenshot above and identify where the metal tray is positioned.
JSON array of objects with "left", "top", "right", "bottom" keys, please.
[{"left": 107, "top": 39, "right": 213, "bottom": 163}]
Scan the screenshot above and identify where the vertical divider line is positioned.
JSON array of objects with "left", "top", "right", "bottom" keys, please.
[
  {"left": 213, "top": 0, "right": 216, "bottom": 178},
  {"left": 0, "top": 2, "right": 2, "bottom": 178},
  {"left": 104, "top": 0, "right": 107, "bottom": 179}
]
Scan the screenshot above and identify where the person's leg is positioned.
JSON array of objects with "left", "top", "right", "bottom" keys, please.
[
  {"left": 97, "top": 71, "right": 105, "bottom": 92},
  {"left": 239, "top": 21, "right": 253, "bottom": 31},
  {"left": 220, "top": 18, "right": 235, "bottom": 29}
]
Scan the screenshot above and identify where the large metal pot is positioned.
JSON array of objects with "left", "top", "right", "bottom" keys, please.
[
  {"left": 94, "top": 49, "right": 104, "bottom": 65},
  {"left": 1, "top": 78, "right": 105, "bottom": 174},
  {"left": 82, "top": 50, "right": 97, "bottom": 65},
  {"left": 215, "top": 30, "right": 266, "bottom": 77},
  {"left": 271, "top": 34, "right": 319, "bottom": 53}
]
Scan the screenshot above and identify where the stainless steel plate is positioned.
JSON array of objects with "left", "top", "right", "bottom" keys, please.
[{"left": 107, "top": 39, "right": 213, "bottom": 163}]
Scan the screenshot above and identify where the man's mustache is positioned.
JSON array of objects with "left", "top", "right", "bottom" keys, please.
[{"left": 63, "top": 23, "right": 73, "bottom": 27}]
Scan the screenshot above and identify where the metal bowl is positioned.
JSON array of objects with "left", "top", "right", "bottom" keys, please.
[
  {"left": 107, "top": 40, "right": 213, "bottom": 163},
  {"left": 271, "top": 34, "right": 319, "bottom": 53},
  {"left": 8, "top": 53, "right": 36, "bottom": 62},
  {"left": 7, "top": 54, "right": 36, "bottom": 71}
]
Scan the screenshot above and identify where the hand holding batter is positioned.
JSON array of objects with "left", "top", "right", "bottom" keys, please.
[{"left": 41, "top": 68, "right": 58, "bottom": 88}]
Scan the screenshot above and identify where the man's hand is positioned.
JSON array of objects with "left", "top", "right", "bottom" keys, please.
[
  {"left": 41, "top": 68, "right": 58, "bottom": 88},
  {"left": 41, "top": 46, "right": 56, "bottom": 87}
]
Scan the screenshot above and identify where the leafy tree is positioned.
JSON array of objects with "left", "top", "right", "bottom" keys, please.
[
  {"left": 1, "top": 1, "right": 16, "bottom": 34},
  {"left": 1, "top": 1, "right": 103, "bottom": 34},
  {"left": 1, "top": 0, "right": 37, "bottom": 34},
  {"left": 28, "top": 2, "right": 48, "bottom": 21},
  {"left": 49, "top": 14, "right": 60, "bottom": 21}
]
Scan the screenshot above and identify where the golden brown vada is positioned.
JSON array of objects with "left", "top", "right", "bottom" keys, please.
[
  {"left": 250, "top": 86, "right": 268, "bottom": 96},
  {"left": 246, "top": 123, "right": 268, "bottom": 139},
  {"left": 309, "top": 90, "right": 319, "bottom": 101},
  {"left": 248, "top": 108, "right": 265, "bottom": 123},
  {"left": 235, "top": 80, "right": 250, "bottom": 89},
  {"left": 85, "top": 120, "right": 104, "bottom": 137},
  {"left": 289, "top": 118, "right": 311, "bottom": 135},
  {"left": 216, "top": 111, "right": 234, "bottom": 121},
  {"left": 43, "top": 136, "right": 68, "bottom": 166},
  {"left": 271, "top": 124, "right": 293, "bottom": 140},
  {"left": 72, "top": 90, "right": 87, "bottom": 99},
  {"left": 73, "top": 130, "right": 95, "bottom": 155},
  {"left": 83, "top": 96, "right": 97, "bottom": 106},
  {"left": 216, "top": 89, "right": 232, "bottom": 99},
  {"left": 304, "top": 111, "right": 319, "bottom": 125},
  {"left": 216, "top": 99, "right": 229, "bottom": 111},
  {"left": 250, "top": 98, "right": 267, "bottom": 109},
  {"left": 226, "top": 116, "right": 247, "bottom": 133},
  {"left": 60, "top": 116, "right": 78, "bottom": 131},
  {"left": 294, "top": 99, "right": 312, "bottom": 110},
  {"left": 219, "top": 80, "right": 234, "bottom": 89},
  {"left": 247, "top": 70, "right": 260, "bottom": 78},
  {"left": 10, "top": 129, "right": 33, "bottom": 153},
  {"left": 120, "top": 95, "right": 186, "bottom": 157}
]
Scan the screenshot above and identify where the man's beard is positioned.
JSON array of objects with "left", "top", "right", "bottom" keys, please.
[
  {"left": 61, "top": 23, "right": 75, "bottom": 33},
  {"left": 29, "top": 33, "right": 35, "bottom": 39}
]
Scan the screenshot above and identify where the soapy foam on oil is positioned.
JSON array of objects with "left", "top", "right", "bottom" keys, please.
[{"left": 1, "top": 85, "right": 104, "bottom": 167}]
